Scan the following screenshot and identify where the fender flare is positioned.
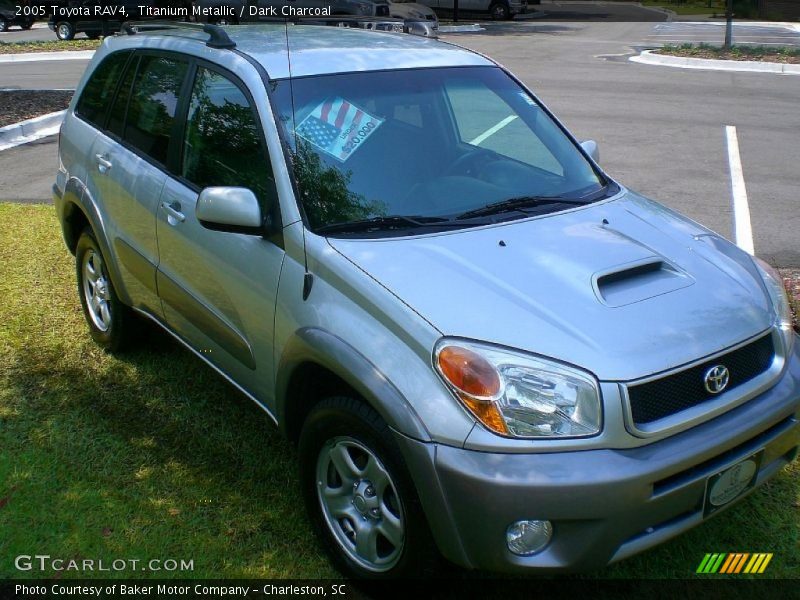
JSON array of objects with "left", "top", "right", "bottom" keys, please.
[
  {"left": 275, "top": 327, "right": 431, "bottom": 442},
  {"left": 60, "top": 178, "right": 133, "bottom": 306}
]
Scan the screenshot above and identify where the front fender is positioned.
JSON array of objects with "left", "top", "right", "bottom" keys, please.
[{"left": 276, "top": 327, "right": 431, "bottom": 442}]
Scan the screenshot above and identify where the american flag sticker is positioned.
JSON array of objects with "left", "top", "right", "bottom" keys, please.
[{"left": 295, "top": 97, "right": 384, "bottom": 162}]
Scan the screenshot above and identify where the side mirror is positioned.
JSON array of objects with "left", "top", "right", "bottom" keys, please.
[
  {"left": 580, "top": 140, "right": 599, "bottom": 163},
  {"left": 196, "top": 187, "right": 262, "bottom": 233}
]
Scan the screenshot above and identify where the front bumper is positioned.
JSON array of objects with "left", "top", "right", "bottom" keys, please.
[{"left": 397, "top": 338, "right": 800, "bottom": 572}]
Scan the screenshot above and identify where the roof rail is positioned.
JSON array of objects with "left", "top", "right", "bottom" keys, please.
[{"left": 119, "top": 21, "right": 236, "bottom": 49}]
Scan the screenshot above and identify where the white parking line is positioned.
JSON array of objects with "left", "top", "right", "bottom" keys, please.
[
  {"left": 470, "top": 115, "right": 517, "bottom": 145},
  {"left": 725, "top": 125, "right": 755, "bottom": 255}
]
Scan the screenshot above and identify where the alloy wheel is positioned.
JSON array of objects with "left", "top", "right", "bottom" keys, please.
[
  {"left": 81, "top": 248, "right": 112, "bottom": 332},
  {"left": 315, "top": 437, "right": 405, "bottom": 572}
]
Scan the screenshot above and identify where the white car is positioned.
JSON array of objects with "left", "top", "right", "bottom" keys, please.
[{"left": 387, "top": 0, "right": 439, "bottom": 26}]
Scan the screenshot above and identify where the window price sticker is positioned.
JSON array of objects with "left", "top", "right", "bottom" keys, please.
[{"left": 296, "top": 97, "right": 384, "bottom": 162}]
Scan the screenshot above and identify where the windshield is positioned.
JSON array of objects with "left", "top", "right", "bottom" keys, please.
[{"left": 272, "top": 66, "right": 611, "bottom": 236}]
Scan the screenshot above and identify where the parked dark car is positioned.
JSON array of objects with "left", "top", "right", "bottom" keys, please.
[
  {"left": 0, "top": 0, "right": 35, "bottom": 31},
  {"left": 48, "top": 1, "right": 191, "bottom": 40}
]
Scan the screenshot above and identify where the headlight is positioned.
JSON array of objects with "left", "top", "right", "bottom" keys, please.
[
  {"left": 434, "top": 339, "right": 602, "bottom": 438},
  {"left": 754, "top": 257, "right": 795, "bottom": 354}
]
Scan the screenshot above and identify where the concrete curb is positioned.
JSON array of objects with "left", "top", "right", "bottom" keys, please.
[
  {"left": 630, "top": 49, "right": 800, "bottom": 75},
  {"left": 0, "top": 50, "right": 95, "bottom": 64},
  {"left": 439, "top": 24, "right": 485, "bottom": 33},
  {"left": 0, "top": 110, "right": 65, "bottom": 151}
]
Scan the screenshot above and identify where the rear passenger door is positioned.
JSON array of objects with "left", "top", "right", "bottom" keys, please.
[
  {"left": 155, "top": 64, "right": 284, "bottom": 403},
  {"left": 86, "top": 51, "right": 190, "bottom": 316}
]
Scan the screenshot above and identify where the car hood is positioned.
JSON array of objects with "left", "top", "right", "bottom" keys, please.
[{"left": 327, "top": 191, "right": 773, "bottom": 381}]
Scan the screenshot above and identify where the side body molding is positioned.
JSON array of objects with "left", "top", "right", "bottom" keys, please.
[{"left": 276, "top": 327, "right": 431, "bottom": 442}]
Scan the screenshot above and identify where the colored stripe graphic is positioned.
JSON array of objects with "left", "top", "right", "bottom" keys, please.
[
  {"left": 696, "top": 554, "right": 713, "bottom": 573},
  {"left": 698, "top": 553, "right": 773, "bottom": 574}
]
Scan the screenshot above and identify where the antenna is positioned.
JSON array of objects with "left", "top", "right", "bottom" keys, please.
[{"left": 283, "top": 20, "right": 313, "bottom": 301}]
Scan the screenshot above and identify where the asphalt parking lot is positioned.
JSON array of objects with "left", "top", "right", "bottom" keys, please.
[
  {"left": 1, "top": 18, "right": 798, "bottom": 265},
  {"left": 645, "top": 21, "right": 800, "bottom": 46}
]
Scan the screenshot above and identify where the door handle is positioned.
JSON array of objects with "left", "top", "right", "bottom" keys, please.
[
  {"left": 95, "top": 153, "right": 112, "bottom": 174},
  {"left": 161, "top": 201, "right": 185, "bottom": 223}
]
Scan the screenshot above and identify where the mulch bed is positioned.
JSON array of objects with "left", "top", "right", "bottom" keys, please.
[
  {"left": 779, "top": 268, "right": 800, "bottom": 333},
  {"left": 0, "top": 90, "right": 74, "bottom": 128},
  {"left": 656, "top": 49, "right": 800, "bottom": 64}
]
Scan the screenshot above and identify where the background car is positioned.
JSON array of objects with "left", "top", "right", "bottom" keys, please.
[
  {"left": 47, "top": 1, "right": 191, "bottom": 40},
  {"left": 0, "top": 0, "right": 35, "bottom": 31},
  {"left": 415, "top": 0, "right": 527, "bottom": 20},
  {"left": 386, "top": 0, "right": 438, "bottom": 26},
  {"left": 194, "top": 0, "right": 391, "bottom": 24}
]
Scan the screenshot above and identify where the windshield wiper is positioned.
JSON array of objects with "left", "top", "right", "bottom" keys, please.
[
  {"left": 456, "top": 195, "right": 594, "bottom": 220},
  {"left": 315, "top": 215, "right": 463, "bottom": 235}
]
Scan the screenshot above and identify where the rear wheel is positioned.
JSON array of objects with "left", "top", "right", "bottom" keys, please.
[
  {"left": 0, "top": 17, "right": 8, "bottom": 32},
  {"left": 55, "top": 21, "right": 75, "bottom": 40},
  {"left": 298, "top": 397, "right": 437, "bottom": 578},
  {"left": 21, "top": 17, "right": 34, "bottom": 30},
  {"left": 489, "top": 1, "right": 510, "bottom": 20},
  {"left": 75, "top": 228, "right": 135, "bottom": 352}
]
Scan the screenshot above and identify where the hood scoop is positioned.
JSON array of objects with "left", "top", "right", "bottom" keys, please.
[{"left": 593, "top": 258, "right": 694, "bottom": 307}]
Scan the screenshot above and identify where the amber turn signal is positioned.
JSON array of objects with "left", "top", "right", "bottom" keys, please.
[
  {"left": 437, "top": 345, "right": 508, "bottom": 435},
  {"left": 438, "top": 345, "right": 502, "bottom": 399}
]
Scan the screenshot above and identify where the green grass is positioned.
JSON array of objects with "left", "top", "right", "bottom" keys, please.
[
  {"left": 0, "top": 39, "right": 101, "bottom": 54},
  {"left": 1, "top": 203, "right": 798, "bottom": 580}
]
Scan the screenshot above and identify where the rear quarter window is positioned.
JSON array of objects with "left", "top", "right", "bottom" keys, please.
[{"left": 75, "top": 51, "right": 132, "bottom": 128}]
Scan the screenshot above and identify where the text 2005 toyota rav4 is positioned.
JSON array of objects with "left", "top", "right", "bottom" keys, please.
[{"left": 54, "top": 22, "right": 799, "bottom": 578}]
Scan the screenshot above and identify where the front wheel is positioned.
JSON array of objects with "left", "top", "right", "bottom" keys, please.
[
  {"left": 489, "top": 1, "right": 511, "bottom": 20},
  {"left": 75, "top": 228, "right": 135, "bottom": 352},
  {"left": 298, "top": 397, "right": 437, "bottom": 578},
  {"left": 55, "top": 21, "right": 75, "bottom": 40},
  {"left": 21, "top": 17, "right": 34, "bottom": 29},
  {"left": 0, "top": 17, "right": 8, "bottom": 32}
]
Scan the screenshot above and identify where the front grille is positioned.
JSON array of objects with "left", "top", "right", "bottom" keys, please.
[{"left": 627, "top": 334, "right": 775, "bottom": 425}]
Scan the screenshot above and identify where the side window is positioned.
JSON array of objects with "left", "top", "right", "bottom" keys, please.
[
  {"left": 181, "top": 67, "right": 275, "bottom": 205},
  {"left": 106, "top": 55, "right": 138, "bottom": 139},
  {"left": 75, "top": 51, "right": 131, "bottom": 128},
  {"left": 118, "top": 55, "right": 189, "bottom": 165},
  {"left": 445, "top": 81, "right": 563, "bottom": 176}
]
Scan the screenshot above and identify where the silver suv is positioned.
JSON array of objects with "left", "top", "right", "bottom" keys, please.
[{"left": 54, "top": 22, "right": 799, "bottom": 578}]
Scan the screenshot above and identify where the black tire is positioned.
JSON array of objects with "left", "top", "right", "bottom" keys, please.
[
  {"left": 54, "top": 21, "right": 75, "bottom": 40},
  {"left": 489, "top": 1, "right": 510, "bottom": 20},
  {"left": 21, "top": 18, "right": 34, "bottom": 30},
  {"left": 75, "top": 228, "right": 135, "bottom": 352},
  {"left": 298, "top": 397, "right": 438, "bottom": 579},
  {"left": 0, "top": 18, "right": 8, "bottom": 32}
]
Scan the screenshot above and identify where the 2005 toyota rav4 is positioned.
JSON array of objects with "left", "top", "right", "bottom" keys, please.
[{"left": 54, "top": 21, "right": 799, "bottom": 578}]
